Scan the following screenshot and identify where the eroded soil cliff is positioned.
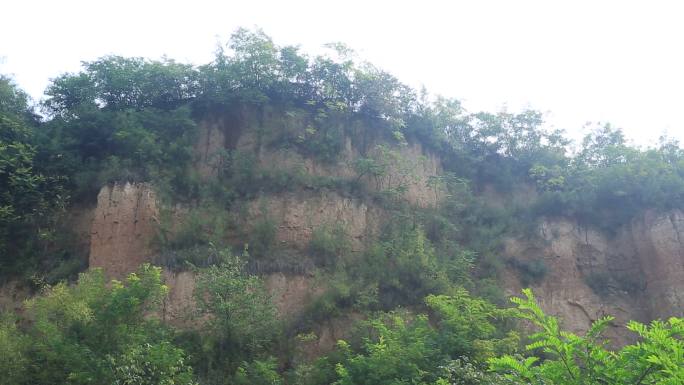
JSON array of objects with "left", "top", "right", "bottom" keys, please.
[
  {"left": 503, "top": 211, "right": 684, "bottom": 343},
  {"left": 74, "top": 107, "right": 684, "bottom": 348},
  {"left": 89, "top": 182, "right": 159, "bottom": 279}
]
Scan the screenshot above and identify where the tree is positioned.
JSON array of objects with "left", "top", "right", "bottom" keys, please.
[
  {"left": 426, "top": 290, "right": 517, "bottom": 361},
  {"left": 0, "top": 76, "right": 66, "bottom": 270},
  {"left": 0, "top": 264, "right": 196, "bottom": 385},
  {"left": 45, "top": 56, "right": 199, "bottom": 115},
  {"left": 228, "top": 28, "right": 280, "bottom": 94},
  {"left": 333, "top": 312, "right": 443, "bottom": 385},
  {"left": 0, "top": 316, "right": 29, "bottom": 385},
  {"left": 109, "top": 342, "right": 197, "bottom": 385},
  {"left": 0, "top": 75, "right": 34, "bottom": 120},
  {"left": 192, "top": 249, "right": 280, "bottom": 379}
]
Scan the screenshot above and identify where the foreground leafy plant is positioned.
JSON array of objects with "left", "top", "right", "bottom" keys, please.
[
  {"left": 189, "top": 248, "right": 281, "bottom": 382},
  {"left": 3, "top": 265, "right": 196, "bottom": 385},
  {"left": 489, "top": 289, "right": 684, "bottom": 385}
]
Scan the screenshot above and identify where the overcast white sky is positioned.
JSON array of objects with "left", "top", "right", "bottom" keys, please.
[{"left": 2, "top": 0, "right": 683, "bottom": 146}]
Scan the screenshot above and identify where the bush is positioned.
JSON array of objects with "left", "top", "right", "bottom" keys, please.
[
  {"left": 308, "top": 224, "right": 351, "bottom": 268},
  {"left": 0, "top": 316, "right": 29, "bottom": 385},
  {"left": 248, "top": 215, "right": 278, "bottom": 260},
  {"left": 154, "top": 244, "right": 224, "bottom": 271},
  {"left": 426, "top": 291, "right": 518, "bottom": 360},
  {"left": 156, "top": 204, "right": 233, "bottom": 251},
  {"left": 584, "top": 271, "right": 612, "bottom": 296},
  {"left": 506, "top": 257, "right": 548, "bottom": 287},
  {"left": 4, "top": 264, "right": 195, "bottom": 385},
  {"left": 584, "top": 270, "right": 645, "bottom": 297},
  {"left": 192, "top": 249, "right": 280, "bottom": 379},
  {"left": 297, "top": 272, "right": 355, "bottom": 327},
  {"left": 232, "top": 357, "right": 282, "bottom": 385},
  {"left": 334, "top": 313, "right": 444, "bottom": 385}
]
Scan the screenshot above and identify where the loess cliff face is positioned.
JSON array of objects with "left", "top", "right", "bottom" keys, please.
[
  {"left": 197, "top": 104, "right": 443, "bottom": 207},
  {"left": 629, "top": 210, "right": 684, "bottom": 319},
  {"left": 502, "top": 211, "right": 684, "bottom": 344},
  {"left": 89, "top": 182, "right": 159, "bottom": 279},
  {"left": 79, "top": 106, "right": 444, "bottom": 353},
  {"left": 78, "top": 106, "right": 684, "bottom": 347},
  {"left": 246, "top": 191, "right": 383, "bottom": 253}
]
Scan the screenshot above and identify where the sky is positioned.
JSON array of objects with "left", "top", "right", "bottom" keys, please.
[{"left": 2, "top": 0, "right": 683, "bottom": 146}]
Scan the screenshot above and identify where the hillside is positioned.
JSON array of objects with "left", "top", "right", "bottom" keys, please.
[{"left": 1, "top": 29, "right": 683, "bottom": 384}]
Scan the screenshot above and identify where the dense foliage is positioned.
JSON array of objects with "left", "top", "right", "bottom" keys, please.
[
  {"left": 489, "top": 289, "right": 684, "bottom": 385},
  {"left": 3, "top": 264, "right": 682, "bottom": 384},
  {"left": 190, "top": 249, "right": 281, "bottom": 382},
  {"left": 0, "top": 265, "right": 196, "bottom": 385},
  {"left": 0, "top": 76, "right": 67, "bottom": 277}
]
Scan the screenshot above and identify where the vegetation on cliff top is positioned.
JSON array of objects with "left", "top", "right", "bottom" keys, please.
[{"left": 3, "top": 28, "right": 684, "bottom": 274}]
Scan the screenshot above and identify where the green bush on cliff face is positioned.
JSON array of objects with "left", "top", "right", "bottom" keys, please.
[
  {"left": 507, "top": 257, "right": 548, "bottom": 287},
  {"left": 0, "top": 315, "right": 29, "bottom": 385},
  {"left": 247, "top": 214, "right": 278, "bottom": 260},
  {"left": 186, "top": 249, "right": 281, "bottom": 382},
  {"left": 309, "top": 224, "right": 351, "bottom": 268},
  {"left": 299, "top": 215, "right": 481, "bottom": 323},
  {"left": 353, "top": 223, "right": 451, "bottom": 308},
  {"left": 584, "top": 270, "right": 646, "bottom": 297}
]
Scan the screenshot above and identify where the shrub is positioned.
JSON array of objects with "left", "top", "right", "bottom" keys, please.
[
  {"left": 157, "top": 204, "right": 233, "bottom": 251},
  {"left": 193, "top": 249, "right": 280, "bottom": 379},
  {"left": 585, "top": 270, "right": 645, "bottom": 297},
  {"left": 506, "top": 257, "right": 548, "bottom": 287},
  {"left": 232, "top": 357, "right": 283, "bottom": 385},
  {"left": 0, "top": 316, "right": 29, "bottom": 385},
  {"left": 352, "top": 223, "right": 452, "bottom": 308},
  {"left": 308, "top": 224, "right": 351, "bottom": 268},
  {"left": 334, "top": 313, "right": 443, "bottom": 385},
  {"left": 585, "top": 271, "right": 612, "bottom": 296},
  {"left": 248, "top": 214, "right": 278, "bottom": 260},
  {"left": 9, "top": 265, "right": 195, "bottom": 385},
  {"left": 153, "top": 244, "right": 224, "bottom": 271}
]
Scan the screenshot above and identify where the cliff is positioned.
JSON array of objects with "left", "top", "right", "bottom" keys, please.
[
  {"left": 502, "top": 211, "right": 684, "bottom": 343},
  {"left": 71, "top": 106, "right": 684, "bottom": 348},
  {"left": 89, "top": 182, "right": 160, "bottom": 279}
]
